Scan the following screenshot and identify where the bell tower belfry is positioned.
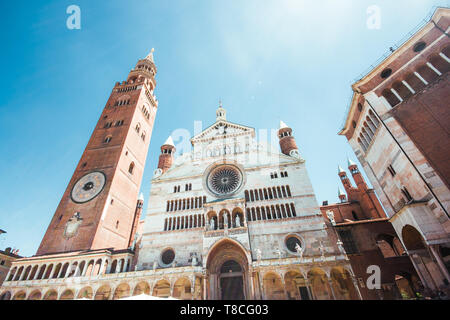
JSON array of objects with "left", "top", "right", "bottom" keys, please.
[
  {"left": 278, "top": 120, "right": 300, "bottom": 157},
  {"left": 37, "top": 50, "right": 159, "bottom": 255}
]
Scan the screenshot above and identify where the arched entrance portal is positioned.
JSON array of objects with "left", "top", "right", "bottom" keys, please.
[
  {"left": 206, "top": 239, "right": 250, "bottom": 300},
  {"left": 219, "top": 260, "right": 245, "bottom": 300}
]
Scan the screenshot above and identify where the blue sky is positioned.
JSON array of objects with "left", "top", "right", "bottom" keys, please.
[{"left": 0, "top": 0, "right": 447, "bottom": 256}]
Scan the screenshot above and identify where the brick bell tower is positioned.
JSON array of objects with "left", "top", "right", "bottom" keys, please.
[
  {"left": 37, "top": 49, "right": 159, "bottom": 256},
  {"left": 278, "top": 120, "right": 300, "bottom": 157},
  {"left": 157, "top": 136, "right": 176, "bottom": 173}
]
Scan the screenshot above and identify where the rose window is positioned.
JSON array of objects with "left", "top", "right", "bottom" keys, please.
[{"left": 207, "top": 164, "right": 243, "bottom": 197}]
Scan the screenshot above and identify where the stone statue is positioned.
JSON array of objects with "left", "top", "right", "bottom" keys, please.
[
  {"left": 319, "top": 242, "right": 325, "bottom": 261},
  {"left": 235, "top": 215, "right": 241, "bottom": 228},
  {"left": 337, "top": 240, "right": 346, "bottom": 255},
  {"left": 153, "top": 261, "right": 158, "bottom": 270},
  {"left": 223, "top": 214, "right": 228, "bottom": 229},
  {"left": 326, "top": 210, "right": 336, "bottom": 226},
  {"left": 295, "top": 243, "right": 304, "bottom": 259},
  {"left": 256, "top": 248, "right": 262, "bottom": 261},
  {"left": 191, "top": 253, "right": 198, "bottom": 267},
  {"left": 210, "top": 218, "right": 215, "bottom": 230}
]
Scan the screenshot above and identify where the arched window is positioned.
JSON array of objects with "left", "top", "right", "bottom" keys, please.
[
  {"left": 290, "top": 203, "right": 296, "bottom": 217},
  {"left": 281, "top": 186, "right": 287, "bottom": 198},
  {"left": 128, "top": 162, "right": 135, "bottom": 174},
  {"left": 141, "top": 131, "right": 146, "bottom": 141},
  {"left": 115, "top": 221, "right": 119, "bottom": 229},
  {"left": 104, "top": 136, "right": 112, "bottom": 143},
  {"left": 135, "top": 123, "right": 141, "bottom": 133}
]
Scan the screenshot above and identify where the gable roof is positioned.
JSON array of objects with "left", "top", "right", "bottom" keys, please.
[{"left": 190, "top": 120, "right": 255, "bottom": 145}]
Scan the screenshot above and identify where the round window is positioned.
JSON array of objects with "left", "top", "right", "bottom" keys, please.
[
  {"left": 206, "top": 164, "right": 243, "bottom": 197},
  {"left": 413, "top": 41, "right": 426, "bottom": 53},
  {"left": 285, "top": 236, "right": 302, "bottom": 253},
  {"left": 380, "top": 68, "right": 392, "bottom": 79},
  {"left": 161, "top": 249, "right": 175, "bottom": 265}
]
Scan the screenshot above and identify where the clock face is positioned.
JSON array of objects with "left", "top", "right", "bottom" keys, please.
[{"left": 71, "top": 171, "right": 106, "bottom": 203}]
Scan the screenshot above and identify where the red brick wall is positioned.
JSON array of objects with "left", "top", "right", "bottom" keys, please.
[
  {"left": 279, "top": 136, "right": 298, "bottom": 155},
  {"left": 37, "top": 78, "right": 157, "bottom": 255},
  {"left": 390, "top": 72, "right": 450, "bottom": 189}
]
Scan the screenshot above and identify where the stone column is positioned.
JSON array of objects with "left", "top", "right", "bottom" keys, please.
[
  {"left": 116, "top": 260, "right": 122, "bottom": 274},
  {"left": 414, "top": 71, "right": 428, "bottom": 85},
  {"left": 99, "top": 259, "right": 106, "bottom": 276},
  {"left": 430, "top": 245, "right": 450, "bottom": 283},
  {"left": 351, "top": 276, "right": 363, "bottom": 300},
  {"left": 26, "top": 267, "right": 35, "bottom": 281},
  {"left": 170, "top": 283, "right": 174, "bottom": 297},
  {"left": 81, "top": 261, "right": 88, "bottom": 276},
  {"left": 56, "top": 264, "right": 65, "bottom": 279},
  {"left": 327, "top": 278, "right": 337, "bottom": 300},
  {"left": 390, "top": 88, "right": 403, "bottom": 103},
  {"left": 426, "top": 62, "right": 442, "bottom": 76},
  {"left": 258, "top": 272, "right": 265, "bottom": 300},
  {"left": 106, "top": 259, "right": 112, "bottom": 274},
  {"left": 415, "top": 252, "right": 439, "bottom": 291},
  {"left": 190, "top": 275, "right": 196, "bottom": 300},
  {"left": 64, "top": 263, "right": 72, "bottom": 278},
  {"left": 4, "top": 268, "right": 13, "bottom": 282},
  {"left": 19, "top": 266, "right": 28, "bottom": 281},
  {"left": 402, "top": 80, "right": 415, "bottom": 94},
  {"left": 74, "top": 263, "right": 81, "bottom": 277},
  {"left": 439, "top": 52, "right": 450, "bottom": 63},
  {"left": 50, "top": 265, "right": 59, "bottom": 279},
  {"left": 407, "top": 253, "right": 429, "bottom": 291},
  {"left": 202, "top": 275, "right": 207, "bottom": 300},
  {"left": 305, "top": 280, "right": 314, "bottom": 300},
  {"left": 249, "top": 272, "right": 255, "bottom": 300},
  {"left": 281, "top": 277, "right": 288, "bottom": 299}
]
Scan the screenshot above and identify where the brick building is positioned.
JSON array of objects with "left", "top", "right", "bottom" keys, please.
[
  {"left": 339, "top": 7, "right": 450, "bottom": 296},
  {"left": 320, "top": 160, "right": 420, "bottom": 299},
  {"left": 0, "top": 248, "right": 21, "bottom": 290}
]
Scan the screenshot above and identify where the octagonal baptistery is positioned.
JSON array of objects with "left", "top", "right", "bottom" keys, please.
[{"left": 136, "top": 105, "right": 355, "bottom": 300}]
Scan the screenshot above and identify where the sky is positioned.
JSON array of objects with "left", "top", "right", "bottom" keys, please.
[{"left": 0, "top": 0, "right": 448, "bottom": 256}]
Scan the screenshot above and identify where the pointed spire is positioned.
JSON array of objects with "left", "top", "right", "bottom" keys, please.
[
  {"left": 138, "top": 193, "right": 144, "bottom": 201},
  {"left": 279, "top": 120, "right": 288, "bottom": 129},
  {"left": 348, "top": 158, "right": 356, "bottom": 167},
  {"left": 163, "top": 136, "right": 174, "bottom": 147},
  {"left": 338, "top": 188, "right": 346, "bottom": 196},
  {"left": 145, "top": 48, "right": 155, "bottom": 63},
  {"left": 338, "top": 165, "right": 345, "bottom": 174}
]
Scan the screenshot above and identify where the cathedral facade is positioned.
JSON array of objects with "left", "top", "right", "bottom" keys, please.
[
  {"left": 137, "top": 106, "right": 360, "bottom": 300},
  {"left": 0, "top": 51, "right": 361, "bottom": 300}
]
